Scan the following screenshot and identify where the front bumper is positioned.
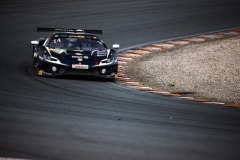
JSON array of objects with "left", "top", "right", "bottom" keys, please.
[{"left": 38, "top": 60, "right": 118, "bottom": 78}]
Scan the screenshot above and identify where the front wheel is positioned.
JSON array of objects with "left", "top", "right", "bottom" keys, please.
[
  {"left": 33, "top": 59, "right": 43, "bottom": 76},
  {"left": 105, "top": 73, "right": 118, "bottom": 82}
]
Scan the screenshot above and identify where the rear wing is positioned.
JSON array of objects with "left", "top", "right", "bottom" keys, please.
[{"left": 36, "top": 27, "right": 102, "bottom": 34}]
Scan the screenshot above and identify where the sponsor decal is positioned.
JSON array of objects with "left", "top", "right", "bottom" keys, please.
[
  {"left": 72, "top": 56, "right": 82, "bottom": 59},
  {"left": 49, "top": 48, "right": 66, "bottom": 54},
  {"left": 72, "top": 64, "right": 89, "bottom": 69},
  {"left": 69, "top": 35, "right": 85, "bottom": 38}
]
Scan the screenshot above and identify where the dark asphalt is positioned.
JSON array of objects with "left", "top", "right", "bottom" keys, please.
[{"left": 0, "top": 0, "right": 240, "bottom": 160}]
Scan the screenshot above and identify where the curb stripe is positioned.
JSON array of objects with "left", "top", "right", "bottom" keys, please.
[
  {"left": 117, "top": 28, "right": 240, "bottom": 108},
  {"left": 151, "top": 43, "right": 175, "bottom": 49},
  {"left": 140, "top": 47, "right": 162, "bottom": 52},
  {"left": 185, "top": 38, "right": 206, "bottom": 42}
]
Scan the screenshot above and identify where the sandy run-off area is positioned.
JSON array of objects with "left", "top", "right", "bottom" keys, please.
[{"left": 124, "top": 36, "right": 240, "bottom": 105}]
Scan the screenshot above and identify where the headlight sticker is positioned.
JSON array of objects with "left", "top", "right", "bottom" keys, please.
[{"left": 49, "top": 48, "right": 66, "bottom": 54}]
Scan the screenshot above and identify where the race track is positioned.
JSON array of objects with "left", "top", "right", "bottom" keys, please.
[{"left": 0, "top": 0, "right": 240, "bottom": 160}]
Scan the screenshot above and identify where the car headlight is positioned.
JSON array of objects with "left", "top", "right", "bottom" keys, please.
[
  {"left": 43, "top": 51, "right": 59, "bottom": 62},
  {"left": 41, "top": 50, "right": 51, "bottom": 60},
  {"left": 43, "top": 54, "right": 51, "bottom": 60},
  {"left": 107, "top": 57, "right": 114, "bottom": 63}
]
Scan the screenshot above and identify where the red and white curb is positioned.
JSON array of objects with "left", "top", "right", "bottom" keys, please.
[{"left": 116, "top": 28, "right": 240, "bottom": 108}]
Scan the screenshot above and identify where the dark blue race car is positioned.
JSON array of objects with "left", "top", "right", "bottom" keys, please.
[{"left": 31, "top": 27, "right": 120, "bottom": 79}]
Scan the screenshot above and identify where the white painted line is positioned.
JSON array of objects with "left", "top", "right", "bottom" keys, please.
[
  {"left": 199, "top": 34, "right": 223, "bottom": 39},
  {"left": 118, "top": 27, "right": 240, "bottom": 53},
  {"left": 125, "top": 82, "right": 139, "bottom": 84},
  {"left": 204, "top": 102, "right": 225, "bottom": 105},
  {"left": 220, "top": 32, "right": 239, "bottom": 36},
  {"left": 139, "top": 87, "right": 153, "bottom": 89},
  {"left": 178, "top": 97, "right": 194, "bottom": 100},
  {"left": 159, "top": 92, "right": 171, "bottom": 94}
]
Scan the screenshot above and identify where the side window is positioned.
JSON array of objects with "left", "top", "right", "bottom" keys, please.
[
  {"left": 48, "top": 38, "right": 65, "bottom": 49},
  {"left": 44, "top": 35, "right": 54, "bottom": 47},
  {"left": 98, "top": 42, "right": 106, "bottom": 51},
  {"left": 48, "top": 39, "right": 56, "bottom": 48},
  {"left": 38, "top": 39, "right": 45, "bottom": 47},
  {"left": 102, "top": 42, "right": 107, "bottom": 49}
]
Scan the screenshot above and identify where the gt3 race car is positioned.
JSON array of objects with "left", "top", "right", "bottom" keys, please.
[{"left": 31, "top": 27, "right": 120, "bottom": 79}]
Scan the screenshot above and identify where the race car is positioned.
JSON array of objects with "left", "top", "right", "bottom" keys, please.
[{"left": 31, "top": 27, "right": 120, "bottom": 79}]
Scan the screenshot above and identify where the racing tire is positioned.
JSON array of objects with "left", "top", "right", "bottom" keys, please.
[{"left": 33, "top": 59, "right": 41, "bottom": 76}]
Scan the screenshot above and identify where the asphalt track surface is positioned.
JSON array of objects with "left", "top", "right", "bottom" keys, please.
[{"left": 0, "top": 0, "right": 240, "bottom": 160}]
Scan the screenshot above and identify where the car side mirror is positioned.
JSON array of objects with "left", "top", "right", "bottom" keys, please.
[
  {"left": 31, "top": 41, "right": 39, "bottom": 45},
  {"left": 112, "top": 44, "right": 120, "bottom": 51},
  {"left": 31, "top": 41, "right": 39, "bottom": 53}
]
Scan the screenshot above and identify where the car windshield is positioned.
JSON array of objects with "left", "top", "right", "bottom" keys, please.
[{"left": 47, "top": 37, "right": 106, "bottom": 51}]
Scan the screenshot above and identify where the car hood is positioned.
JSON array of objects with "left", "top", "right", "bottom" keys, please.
[{"left": 48, "top": 48, "right": 108, "bottom": 66}]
